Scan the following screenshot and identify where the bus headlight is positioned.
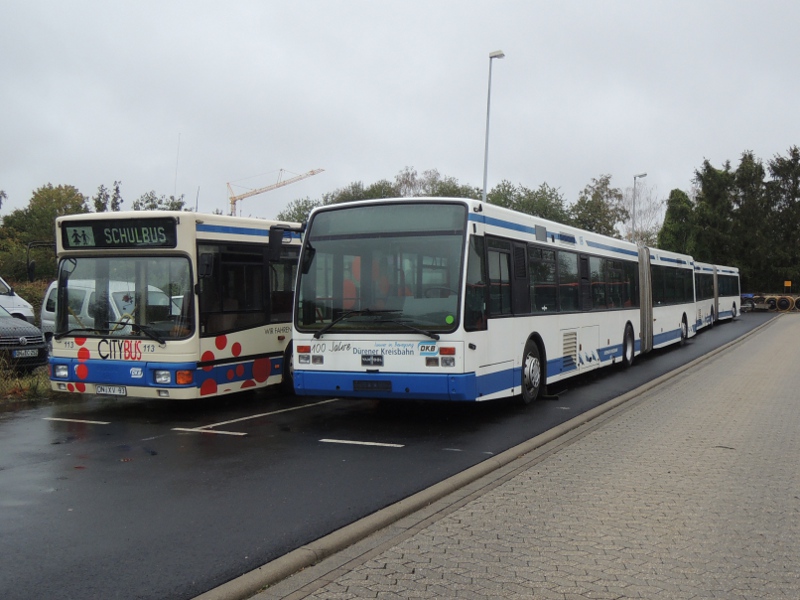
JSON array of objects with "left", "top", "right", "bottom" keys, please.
[
  {"left": 54, "top": 365, "right": 69, "bottom": 379},
  {"left": 155, "top": 370, "right": 172, "bottom": 384}
]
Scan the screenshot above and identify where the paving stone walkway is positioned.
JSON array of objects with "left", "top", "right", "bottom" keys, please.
[{"left": 262, "top": 315, "right": 800, "bottom": 599}]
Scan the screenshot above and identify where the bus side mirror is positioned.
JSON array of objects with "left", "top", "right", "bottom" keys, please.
[
  {"left": 268, "top": 227, "right": 285, "bottom": 262},
  {"left": 198, "top": 253, "right": 214, "bottom": 279}
]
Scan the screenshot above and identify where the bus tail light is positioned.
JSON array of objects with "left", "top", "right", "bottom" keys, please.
[
  {"left": 426, "top": 357, "right": 439, "bottom": 367},
  {"left": 297, "top": 345, "right": 311, "bottom": 354},
  {"left": 439, "top": 347, "right": 456, "bottom": 355}
]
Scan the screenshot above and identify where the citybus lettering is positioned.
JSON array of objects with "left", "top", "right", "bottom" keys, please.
[{"left": 98, "top": 339, "right": 143, "bottom": 361}]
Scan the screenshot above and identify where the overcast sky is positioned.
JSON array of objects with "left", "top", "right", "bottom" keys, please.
[{"left": 2, "top": 1, "right": 798, "bottom": 220}]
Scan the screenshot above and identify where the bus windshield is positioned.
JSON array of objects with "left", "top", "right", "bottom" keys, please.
[
  {"left": 56, "top": 255, "right": 193, "bottom": 341},
  {"left": 296, "top": 202, "right": 467, "bottom": 335}
]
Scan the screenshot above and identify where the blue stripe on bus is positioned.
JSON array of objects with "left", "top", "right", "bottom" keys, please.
[
  {"left": 48, "top": 356, "right": 284, "bottom": 388},
  {"left": 653, "top": 328, "right": 682, "bottom": 346},
  {"left": 196, "top": 223, "right": 301, "bottom": 239},
  {"left": 468, "top": 213, "right": 638, "bottom": 257},
  {"left": 584, "top": 240, "right": 639, "bottom": 257},
  {"left": 296, "top": 340, "right": 630, "bottom": 402}
]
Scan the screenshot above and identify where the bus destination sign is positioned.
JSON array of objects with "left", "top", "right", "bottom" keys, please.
[{"left": 63, "top": 218, "right": 178, "bottom": 249}]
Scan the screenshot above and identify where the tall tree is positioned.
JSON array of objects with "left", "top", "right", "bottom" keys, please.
[
  {"left": 276, "top": 196, "right": 322, "bottom": 222},
  {"left": 570, "top": 175, "right": 627, "bottom": 237},
  {"left": 766, "top": 146, "right": 800, "bottom": 289},
  {"left": 620, "top": 182, "right": 663, "bottom": 246},
  {"left": 0, "top": 184, "right": 89, "bottom": 280},
  {"left": 487, "top": 181, "right": 570, "bottom": 222},
  {"left": 2, "top": 184, "right": 88, "bottom": 242},
  {"left": 93, "top": 181, "right": 123, "bottom": 212},
  {"left": 0, "top": 189, "right": 6, "bottom": 211},
  {"left": 731, "top": 151, "right": 771, "bottom": 291},
  {"left": 692, "top": 159, "right": 735, "bottom": 265},
  {"left": 657, "top": 189, "right": 695, "bottom": 254},
  {"left": 132, "top": 191, "right": 186, "bottom": 211}
]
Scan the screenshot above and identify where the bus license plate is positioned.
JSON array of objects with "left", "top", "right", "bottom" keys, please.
[
  {"left": 96, "top": 385, "right": 127, "bottom": 396},
  {"left": 13, "top": 349, "right": 38, "bottom": 358}
]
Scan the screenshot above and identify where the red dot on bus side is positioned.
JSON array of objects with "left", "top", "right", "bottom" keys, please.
[
  {"left": 236, "top": 364, "right": 244, "bottom": 377},
  {"left": 215, "top": 335, "right": 227, "bottom": 350},
  {"left": 67, "top": 383, "right": 75, "bottom": 392},
  {"left": 78, "top": 347, "right": 90, "bottom": 361},
  {"left": 241, "top": 379, "right": 256, "bottom": 389},
  {"left": 76, "top": 337, "right": 87, "bottom": 346},
  {"left": 76, "top": 364, "right": 88, "bottom": 380},
  {"left": 201, "top": 351, "right": 215, "bottom": 372},
  {"left": 200, "top": 379, "right": 218, "bottom": 396},
  {"left": 252, "top": 358, "right": 271, "bottom": 382},
  {"left": 227, "top": 369, "right": 234, "bottom": 381},
  {"left": 76, "top": 383, "right": 86, "bottom": 393},
  {"left": 232, "top": 342, "right": 242, "bottom": 357}
]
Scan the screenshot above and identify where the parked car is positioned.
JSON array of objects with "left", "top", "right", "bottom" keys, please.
[
  {"left": 0, "top": 275, "right": 35, "bottom": 323},
  {"left": 0, "top": 305, "right": 48, "bottom": 373},
  {"left": 40, "top": 279, "right": 180, "bottom": 348}
]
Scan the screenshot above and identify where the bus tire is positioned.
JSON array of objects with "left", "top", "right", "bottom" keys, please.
[
  {"left": 680, "top": 315, "right": 688, "bottom": 346},
  {"left": 622, "top": 324, "right": 635, "bottom": 368},
  {"left": 520, "top": 340, "right": 542, "bottom": 404},
  {"left": 731, "top": 303, "right": 738, "bottom": 319},
  {"left": 281, "top": 342, "right": 295, "bottom": 395}
]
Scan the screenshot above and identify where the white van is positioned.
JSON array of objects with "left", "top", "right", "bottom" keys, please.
[
  {"left": 0, "top": 276, "right": 35, "bottom": 323},
  {"left": 40, "top": 280, "right": 178, "bottom": 345}
]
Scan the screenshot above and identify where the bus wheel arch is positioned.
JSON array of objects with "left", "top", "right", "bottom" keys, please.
[
  {"left": 622, "top": 322, "right": 635, "bottom": 368},
  {"left": 520, "top": 335, "right": 546, "bottom": 404}
]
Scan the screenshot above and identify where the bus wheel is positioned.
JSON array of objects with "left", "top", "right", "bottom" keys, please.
[
  {"left": 622, "top": 324, "right": 635, "bottom": 368},
  {"left": 680, "top": 315, "right": 688, "bottom": 346},
  {"left": 731, "top": 303, "right": 738, "bottom": 319},
  {"left": 281, "top": 342, "right": 295, "bottom": 395},
  {"left": 520, "top": 340, "right": 541, "bottom": 404}
]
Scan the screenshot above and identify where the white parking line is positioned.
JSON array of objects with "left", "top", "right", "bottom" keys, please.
[
  {"left": 320, "top": 439, "right": 405, "bottom": 448},
  {"left": 171, "top": 428, "right": 247, "bottom": 436},
  {"left": 44, "top": 417, "right": 111, "bottom": 425},
  {"left": 171, "top": 398, "right": 342, "bottom": 436}
]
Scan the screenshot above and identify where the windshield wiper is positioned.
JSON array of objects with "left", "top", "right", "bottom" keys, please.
[
  {"left": 55, "top": 323, "right": 166, "bottom": 346},
  {"left": 313, "top": 309, "right": 440, "bottom": 341},
  {"left": 374, "top": 317, "right": 440, "bottom": 341},
  {"left": 131, "top": 323, "right": 166, "bottom": 345},
  {"left": 313, "top": 309, "right": 398, "bottom": 339},
  {"left": 54, "top": 327, "right": 112, "bottom": 340}
]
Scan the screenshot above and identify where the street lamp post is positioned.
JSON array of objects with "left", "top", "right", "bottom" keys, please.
[
  {"left": 632, "top": 172, "right": 647, "bottom": 243},
  {"left": 482, "top": 50, "right": 505, "bottom": 203}
]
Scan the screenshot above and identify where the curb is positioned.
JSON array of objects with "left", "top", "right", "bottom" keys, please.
[{"left": 193, "top": 314, "right": 779, "bottom": 600}]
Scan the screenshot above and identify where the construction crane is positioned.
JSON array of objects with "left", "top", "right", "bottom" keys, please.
[{"left": 227, "top": 168, "right": 324, "bottom": 216}]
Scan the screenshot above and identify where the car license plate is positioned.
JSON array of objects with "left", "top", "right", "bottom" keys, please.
[
  {"left": 96, "top": 385, "right": 127, "bottom": 396},
  {"left": 12, "top": 349, "right": 38, "bottom": 358}
]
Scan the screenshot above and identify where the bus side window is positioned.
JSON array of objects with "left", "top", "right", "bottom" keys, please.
[
  {"left": 464, "top": 236, "right": 487, "bottom": 331},
  {"left": 558, "top": 251, "right": 579, "bottom": 312}
]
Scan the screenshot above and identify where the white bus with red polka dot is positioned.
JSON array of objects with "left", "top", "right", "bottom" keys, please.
[{"left": 49, "top": 211, "right": 301, "bottom": 400}]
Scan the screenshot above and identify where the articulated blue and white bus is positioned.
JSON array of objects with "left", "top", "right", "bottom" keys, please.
[
  {"left": 694, "top": 262, "right": 741, "bottom": 331},
  {"left": 291, "top": 197, "right": 699, "bottom": 403}
]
